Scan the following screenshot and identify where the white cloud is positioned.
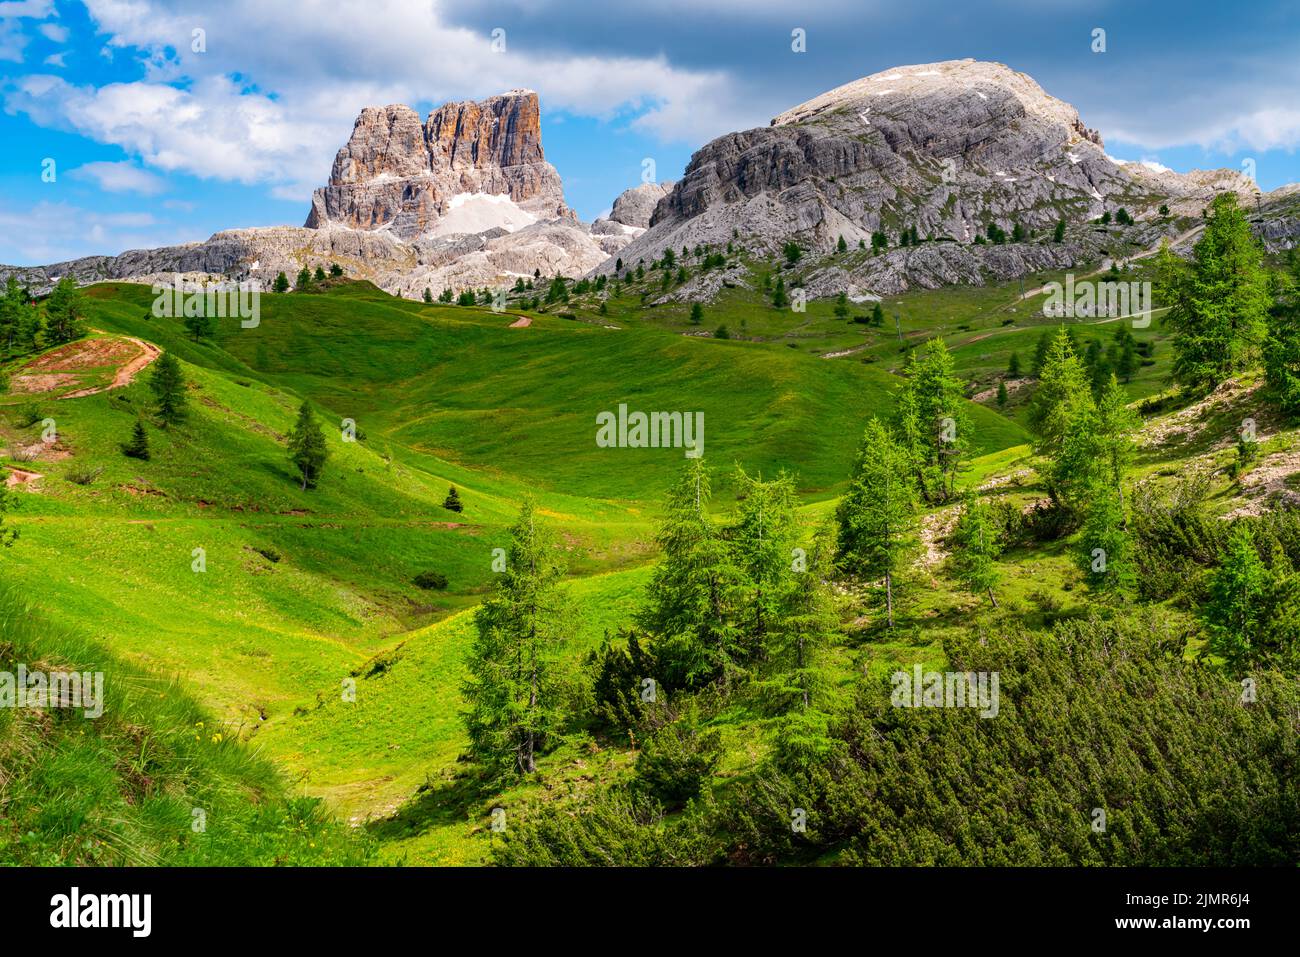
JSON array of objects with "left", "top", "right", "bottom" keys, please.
[
  {"left": 42, "top": 50, "right": 65, "bottom": 66},
  {"left": 38, "top": 22, "right": 67, "bottom": 42},
  {"left": 68, "top": 160, "right": 168, "bottom": 195},
  {"left": 0, "top": 0, "right": 761, "bottom": 198},
  {"left": 0, "top": 0, "right": 56, "bottom": 16},
  {"left": 0, "top": 201, "right": 188, "bottom": 265},
  {"left": 0, "top": 20, "right": 29, "bottom": 62}
]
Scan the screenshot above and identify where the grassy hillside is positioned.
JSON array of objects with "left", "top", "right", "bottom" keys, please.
[{"left": 8, "top": 272, "right": 1272, "bottom": 867}]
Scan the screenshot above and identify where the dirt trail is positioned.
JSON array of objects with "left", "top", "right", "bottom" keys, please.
[
  {"left": 61, "top": 337, "right": 162, "bottom": 398},
  {"left": 508, "top": 315, "right": 532, "bottom": 328},
  {"left": 1017, "top": 223, "right": 1206, "bottom": 301}
]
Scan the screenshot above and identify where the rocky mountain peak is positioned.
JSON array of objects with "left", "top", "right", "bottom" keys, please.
[{"left": 306, "top": 90, "right": 567, "bottom": 240}]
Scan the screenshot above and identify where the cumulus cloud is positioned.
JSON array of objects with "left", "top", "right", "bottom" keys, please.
[
  {"left": 1, "top": 0, "right": 762, "bottom": 197},
  {"left": 68, "top": 159, "right": 168, "bottom": 195},
  {"left": 37, "top": 22, "right": 67, "bottom": 42}
]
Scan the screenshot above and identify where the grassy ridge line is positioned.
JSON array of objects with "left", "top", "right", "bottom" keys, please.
[{"left": 0, "top": 585, "right": 371, "bottom": 866}]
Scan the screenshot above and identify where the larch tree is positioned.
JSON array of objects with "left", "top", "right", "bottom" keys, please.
[
  {"left": 948, "top": 491, "right": 1003, "bottom": 607},
  {"left": 1158, "top": 192, "right": 1271, "bottom": 394},
  {"left": 287, "top": 399, "right": 329, "bottom": 490},
  {"left": 464, "top": 499, "right": 569, "bottom": 776},
  {"left": 835, "top": 418, "right": 918, "bottom": 627}
]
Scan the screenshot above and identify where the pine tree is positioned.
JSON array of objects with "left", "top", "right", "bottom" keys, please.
[
  {"left": 1007, "top": 351, "right": 1021, "bottom": 377},
  {"left": 148, "top": 351, "right": 187, "bottom": 426},
  {"left": 1264, "top": 253, "right": 1300, "bottom": 417},
  {"left": 833, "top": 292, "right": 850, "bottom": 319},
  {"left": 442, "top": 485, "right": 463, "bottom": 512},
  {"left": 1202, "top": 524, "right": 1269, "bottom": 670},
  {"left": 638, "top": 459, "right": 744, "bottom": 689},
  {"left": 729, "top": 467, "right": 798, "bottom": 662},
  {"left": 836, "top": 235, "right": 848, "bottom": 253},
  {"left": 0, "top": 277, "right": 30, "bottom": 354},
  {"left": 894, "top": 338, "right": 967, "bottom": 502},
  {"left": 313, "top": 266, "right": 326, "bottom": 282},
  {"left": 1159, "top": 193, "right": 1271, "bottom": 393},
  {"left": 772, "top": 276, "right": 788, "bottom": 308},
  {"left": 296, "top": 267, "right": 312, "bottom": 290},
  {"left": 769, "top": 523, "right": 839, "bottom": 711},
  {"left": 44, "top": 275, "right": 85, "bottom": 345},
  {"left": 835, "top": 418, "right": 918, "bottom": 627},
  {"left": 996, "top": 380, "right": 1008, "bottom": 408},
  {"left": 1077, "top": 477, "right": 1133, "bottom": 596},
  {"left": 689, "top": 301, "right": 703, "bottom": 325},
  {"left": 287, "top": 399, "right": 328, "bottom": 490},
  {"left": 329, "top": 263, "right": 343, "bottom": 277},
  {"left": 273, "top": 272, "right": 289, "bottom": 293},
  {"left": 1028, "top": 328, "right": 1098, "bottom": 510},
  {"left": 120, "top": 418, "right": 151, "bottom": 460},
  {"left": 422, "top": 288, "right": 433, "bottom": 303},
  {"left": 464, "top": 499, "right": 568, "bottom": 776},
  {"left": 870, "top": 302, "right": 885, "bottom": 327},
  {"left": 183, "top": 311, "right": 214, "bottom": 343},
  {"left": 1053, "top": 219, "right": 1066, "bottom": 243},
  {"left": 948, "top": 492, "right": 1002, "bottom": 606}
]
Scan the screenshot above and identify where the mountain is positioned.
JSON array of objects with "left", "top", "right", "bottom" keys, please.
[
  {"left": 0, "top": 91, "right": 621, "bottom": 297},
  {"left": 604, "top": 59, "right": 1298, "bottom": 299}
]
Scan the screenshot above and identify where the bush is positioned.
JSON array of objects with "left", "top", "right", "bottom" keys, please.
[
  {"left": 64, "top": 466, "right": 104, "bottom": 486},
  {"left": 413, "top": 570, "right": 448, "bottom": 590},
  {"left": 634, "top": 717, "right": 723, "bottom": 808}
]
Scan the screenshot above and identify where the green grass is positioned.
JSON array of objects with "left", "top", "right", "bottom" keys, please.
[{"left": 0, "top": 275, "right": 1219, "bottom": 867}]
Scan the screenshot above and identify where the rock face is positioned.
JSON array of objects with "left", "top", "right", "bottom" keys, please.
[
  {"left": 3, "top": 90, "right": 613, "bottom": 297},
  {"left": 588, "top": 181, "right": 675, "bottom": 255},
  {"left": 603, "top": 59, "right": 1278, "bottom": 296},
  {"left": 305, "top": 91, "right": 569, "bottom": 239}
]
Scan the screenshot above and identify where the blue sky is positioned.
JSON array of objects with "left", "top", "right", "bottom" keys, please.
[{"left": 1, "top": 0, "right": 1298, "bottom": 265}]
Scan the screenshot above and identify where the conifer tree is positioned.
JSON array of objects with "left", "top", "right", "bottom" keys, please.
[
  {"left": 313, "top": 266, "right": 326, "bottom": 282},
  {"left": 121, "top": 418, "right": 151, "bottom": 460},
  {"left": 296, "top": 267, "right": 312, "bottom": 290},
  {"left": 44, "top": 275, "right": 85, "bottom": 345},
  {"left": 287, "top": 399, "right": 328, "bottom": 490},
  {"left": 1202, "top": 524, "right": 1269, "bottom": 670},
  {"left": 894, "top": 337, "right": 967, "bottom": 501},
  {"left": 772, "top": 276, "right": 788, "bottom": 308},
  {"left": 1007, "top": 351, "right": 1021, "bottom": 376},
  {"left": 948, "top": 491, "right": 1002, "bottom": 606},
  {"left": 148, "top": 351, "right": 187, "bottom": 426},
  {"left": 770, "top": 524, "right": 839, "bottom": 711},
  {"left": 729, "top": 468, "right": 798, "bottom": 661},
  {"left": 464, "top": 499, "right": 568, "bottom": 775},
  {"left": 442, "top": 485, "right": 463, "bottom": 512},
  {"left": 1158, "top": 193, "right": 1270, "bottom": 393},
  {"left": 273, "top": 272, "right": 289, "bottom": 293},
  {"left": 996, "top": 380, "right": 1008, "bottom": 408},
  {"left": 689, "top": 301, "right": 703, "bottom": 325},
  {"left": 638, "top": 459, "right": 744, "bottom": 689},
  {"left": 836, "top": 418, "right": 918, "bottom": 627},
  {"left": 1076, "top": 477, "right": 1133, "bottom": 596}
]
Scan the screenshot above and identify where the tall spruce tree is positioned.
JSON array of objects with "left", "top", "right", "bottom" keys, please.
[
  {"left": 148, "top": 351, "right": 187, "bottom": 426},
  {"left": 464, "top": 499, "right": 569, "bottom": 775},
  {"left": 948, "top": 491, "right": 1002, "bottom": 607},
  {"left": 43, "top": 275, "right": 85, "bottom": 345},
  {"left": 894, "top": 337, "right": 967, "bottom": 502},
  {"left": 638, "top": 459, "right": 744, "bottom": 689},
  {"left": 1158, "top": 193, "right": 1270, "bottom": 393},
  {"left": 769, "top": 524, "right": 839, "bottom": 711},
  {"left": 287, "top": 399, "right": 328, "bottom": 490},
  {"left": 836, "top": 418, "right": 918, "bottom": 627},
  {"left": 729, "top": 467, "right": 799, "bottom": 662}
]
